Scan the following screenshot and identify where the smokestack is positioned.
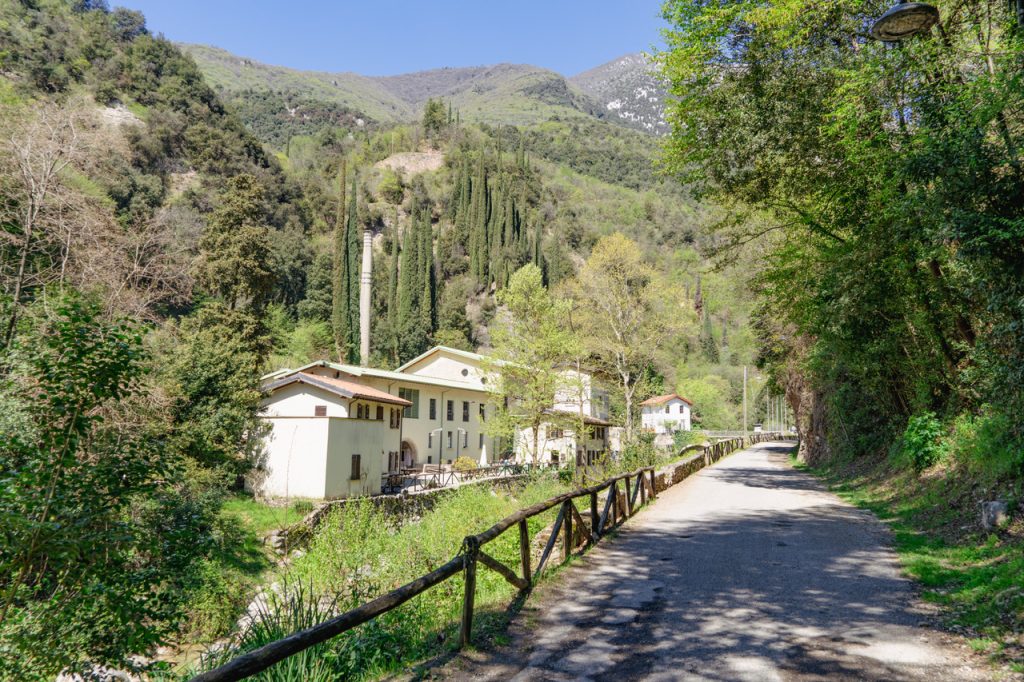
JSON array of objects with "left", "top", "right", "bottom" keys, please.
[{"left": 359, "top": 228, "right": 372, "bottom": 366}]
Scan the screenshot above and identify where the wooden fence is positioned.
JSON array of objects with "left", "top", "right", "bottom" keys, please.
[{"left": 191, "top": 435, "right": 773, "bottom": 682}]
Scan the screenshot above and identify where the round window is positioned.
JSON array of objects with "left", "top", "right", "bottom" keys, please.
[{"left": 461, "top": 368, "right": 469, "bottom": 377}]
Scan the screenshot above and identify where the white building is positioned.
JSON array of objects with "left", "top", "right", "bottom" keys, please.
[
  {"left": 259, "top": 347, "right": 615, "bottom": 499},
  {"left": 514, "top": 368, "right": 611, "bottom": 466},
  {"left": 255, "top": 372, "right": 410, "bottom": 499},
  {"left": 640, "top": 393, "right": 694, "bottom": 434}
]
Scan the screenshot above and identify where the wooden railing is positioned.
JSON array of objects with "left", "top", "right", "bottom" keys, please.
[
  {"left": 382, "top": 461, "right": 558, "bottom": 494},
  {"left": 192, "top": 465, "right": 656, "bottom": 682},
  {"left": 191, "top": 433, "right": 792, "bottom": 682}
]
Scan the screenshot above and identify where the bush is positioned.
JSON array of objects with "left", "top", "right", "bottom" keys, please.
[
  {"left": 892, "top": 412, "right": 944, "bottom": 471},
  {"left": 291, "top": 499, "right": 315, "bottom": 516},
  {"left": 946, "top": 408, "right": 1024, "bottom": 481},
  {"left": 452, "top": 456, "right": 478, "bottom": 472}
]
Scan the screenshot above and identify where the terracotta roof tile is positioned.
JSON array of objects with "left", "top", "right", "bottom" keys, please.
[{"left": 639, "top": 393, "right": 694, "bottom": 407}]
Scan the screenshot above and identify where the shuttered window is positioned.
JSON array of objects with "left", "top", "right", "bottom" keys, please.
[
  {"left": 350, "top": 454, "right": 361, "bottom": 480},
  {"left": 399, "top": 388, "right": 419, "bottom": 418},
  {"left": 314, "top": 405, "right": 327, "bottom": 417}
]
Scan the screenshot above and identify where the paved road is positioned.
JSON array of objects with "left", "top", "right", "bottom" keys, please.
[{"left": 433, "top": 442, "right": 986, "bottom": 681}]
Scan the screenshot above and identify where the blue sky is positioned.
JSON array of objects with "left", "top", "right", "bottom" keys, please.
[{"left": 115, "top": 1, "right": 667, "bottom": 76}]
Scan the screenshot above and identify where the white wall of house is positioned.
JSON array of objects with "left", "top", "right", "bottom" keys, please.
[
  {"left": 515, "top": 422, "right": 610, "bottom": 465},
  {"left": 258, "top": 417, "right": 330, "bottom": 499},
  {"left": 262, "top": 382, "right": 349, "bottom": 418},
  {"left": 257, "top": 384, "right": 401, "bottom": 499},
  {"left": 553, "top": 369, "right": 610, "bottom": 420},
  {"left": 401, "top": 349, "right": 488, "bottom": 389},
  {"left": 324, "top": 417, "right": 385, "bottom": 498},
  {"left": 641, "top": 398, "right": 692, "bottom": 434},
  {"left": 301, "top": 362, "right": 498, "bottom": 468}
]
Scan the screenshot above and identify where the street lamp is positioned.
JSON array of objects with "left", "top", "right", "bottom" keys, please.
[{"left": 870, "top": 0, "right": 940, "bottom": 41}]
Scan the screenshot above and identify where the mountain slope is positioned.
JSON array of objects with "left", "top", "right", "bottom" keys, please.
[
  {"left": 570, "top": 53, "right": 669, "bottom": 135},
  {"left": 180, "top": 44, "right": 413, "bottom": 122},
  {"left": 182, "top": 45, "right": 604, "bottom": 128}
]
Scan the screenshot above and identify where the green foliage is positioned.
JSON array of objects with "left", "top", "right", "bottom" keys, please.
[
  {"left": 891, "top": 412, "right": 945, "bottom": 471},
  {"left": 660, "top": 0, "right": 1024, "bottom": 462},
  {"left": 422, "top": 97, "right": 448, "bottom": 139},
  {"left": 196, "top": 174, "right": 277, "bottom": 311},
  {"left": 487, "top": 264, "right": 581, "bottom": 462},
  {"left": 157, "top": 303, "right": 268, "bottom": 475},
  {"left": 0, "top": 293, "right": 213, "bottom": 679},
  {"left": 452, "top": 456, "right": 478, "bottom": 472},
  {"left": 201, "top": 477, "right": 569, "bottom": 680}
]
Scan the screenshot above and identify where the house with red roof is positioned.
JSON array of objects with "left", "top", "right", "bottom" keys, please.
[
  {"left": 254, "top": 371, "right": 411, "bottom": 499},
  {"left": 639, "top": 393, "right": 693, "bottom": 435}
]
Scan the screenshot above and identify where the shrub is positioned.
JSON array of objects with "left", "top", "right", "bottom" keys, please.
[
  {"left": 946, "top": 408, "right": 1024, "bottom": 481},
  {"left": 452, "top": 456, "right": 478, "bottom": 472},
  {"left": 291, "top": 499, "right": 315, "bottom": 516},
  {"left": 892, "top": 412, "right": 944, "bottom": 471}
]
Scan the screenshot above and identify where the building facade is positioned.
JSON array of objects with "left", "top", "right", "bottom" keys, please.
[
  {"left": 259, "top": 347, "right": 617, "bottom": 499},
  {"left": 256, "top": 373, "right": 410, "bottom": 499},
  {"left": 639, "top": 393, "right": 694, "bottom": 434}
]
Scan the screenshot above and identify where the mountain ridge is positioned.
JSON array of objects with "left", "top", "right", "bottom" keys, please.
[{"left": 180, "top": 44, "right": 666, "bottom": 134}]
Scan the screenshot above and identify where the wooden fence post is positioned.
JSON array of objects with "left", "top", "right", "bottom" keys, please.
[
  {"left": 649, "top": 468, "right": 657, "bottom": 498},
  {"left": 590, "top": 492, "right": 598, "bottom": 542},
  {"left": 562, "top": 501, "right": 573, "bottom": 562},
  {"left": 624, "top": 475, "right": 632, "bottom": 518},
  {"left": 460, "top": 539, "right": 479, "bottom": 647},
  {"left": 518, "top": 520, "right": 531, "bottom": 586}
]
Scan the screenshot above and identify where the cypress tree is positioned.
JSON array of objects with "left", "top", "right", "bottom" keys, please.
[
  {"left": 396, "top": 210, "right": 419, "bottom": 344},
  {"left": 345, "top": 170, "right": 361, "bottom": 362},
  {"left": 700, "top": 311, "right": 719, "bottom": 364},
  {"left": 419, "top": 211, "right": 435, "bottom": 336},
  {"left": 331, "top": 160, "right": 349, "bottom": 361},
  {"left": 532, "top": 214, "right": 542, "bottom": 267},
  {"left": 387, "top": 209, "right": 399, "bottom": 327}
]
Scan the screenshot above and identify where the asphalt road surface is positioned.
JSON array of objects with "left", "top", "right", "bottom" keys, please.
[{"left": 431, "top": 442, "right": 987, "bottom": 682}]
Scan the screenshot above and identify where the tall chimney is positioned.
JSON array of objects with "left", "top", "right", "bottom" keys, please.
[{"left": 359, "top": 228, "right": 372, "bottom": 366}]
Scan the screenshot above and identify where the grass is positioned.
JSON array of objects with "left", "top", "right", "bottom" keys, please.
[
  {"left": 794, "top": 454, "right": 1024, "bottom": 673},
  {"left": 220, "top": 494, "right": 311, "bottom": 535},
  {"left": 188, "top": 476, "right": 572, "bottom": 681}
]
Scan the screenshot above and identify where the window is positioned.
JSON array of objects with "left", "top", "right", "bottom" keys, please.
[
  {"left": 461, "top": 368, "right": 469, "bottom": 377},
  {"left": 350, "top": 454, "right": 361, "bottom": 480},
  {"left": 429, "top": 398, "right": 437, "bottom": 420},
  {"left": 389, "top": 408, "right": 402, "bottom": 429},
  {"left": 446, "top": 400, "right": 454, "bottom": 421},
  {"left": 376, "top": 405, "right": 384, "bottom": 421},
  {"left": 463, "top": 431, "right": 468, "bottom": 448},
  {"left": 314, "top": 405, "right": 327, "bottom": 417},
  {"left": 447, "top": 431, "right": 453, "bottom": 448},
  {"left": 479, "top": 404, "right": 485, "bottom": 420},
  {"left": 665, "top": 405, "right": 670, "bottom": 414},
  {"left": 549, "top": 428, "right": 563, "bottom": 439},
  {"left": 479, "top": 433, "right": 484, "bottom": 449},
  {"left": 399, "top": 388, "right": 420, "bottom": 418},
  {"left": 462, "top": 401, "right": 469, "bottom": 422},
  {"left": 428, "top": 432, "right": 433, "bottom": 448},
  {"left": 677, "top": 404, "right": 683, "bottom": 414}
]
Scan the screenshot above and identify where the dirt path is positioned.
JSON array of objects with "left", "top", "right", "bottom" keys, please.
[{"left": 427, "top": 442, "right": 988, "bottom": 681}]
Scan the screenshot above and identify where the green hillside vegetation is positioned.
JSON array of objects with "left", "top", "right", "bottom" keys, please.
[{"left": 180, "top": 43, "right": 411, "bottom": 122}]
